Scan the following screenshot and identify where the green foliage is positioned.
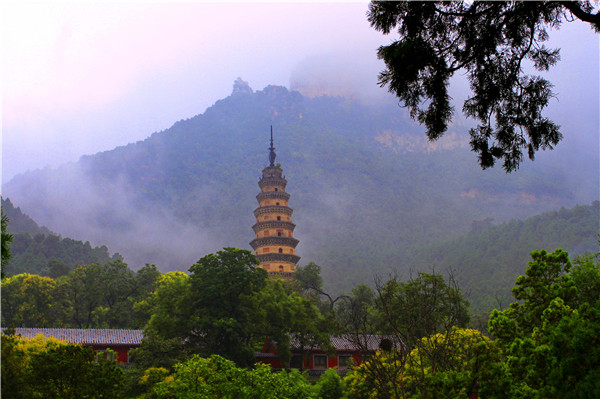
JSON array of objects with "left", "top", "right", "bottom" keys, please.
[
  {"left": 376, "top": 272, "right": 470, "bottom": 345},
  {"left": 403, "top": 328, "right": 510, "bottom": 399},
  {"left": 1, "top": 333, "right": 124, "bottom": 399},
  {"left": 335, "top": 284, "right": 377, "bottom": 335},
  {"left": 187, "top": 247, "right": 267, "bottom": 366},
  {"left": 255, "top": 279, "right": 330, "bottom": 365},
  {"left": 1, "top": 206, "right": 13, "bottom": 279},
  {"left": 368, "top": 1, "right": 598, "bottom": 171},
  {"left": 489, "top": 248, "right": 600, "bottom": 397},
  {"left": 1, "top": 260, "right": 159, "bottom": 329},
  {"left": 315, "top": 368, "right": 344, "bottom": 399},
  {"left": 5, "top": 231, "right": 122, "bottom": 277},
  {"left": 151, "top": 354, "right": 316, "bottom": 399},
  {"left": 1, "top": 274, "right": 60, "bottom": 327},
  {"left": 411, "top": 201, "right": 600, "bottom": 314},
  {"left": 345, "top": 328, "right": 509, "bottom": 399}
]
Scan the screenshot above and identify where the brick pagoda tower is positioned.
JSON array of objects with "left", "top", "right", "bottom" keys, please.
[{"left": 250, "top": 128, "right": 300, "bottom": 278}]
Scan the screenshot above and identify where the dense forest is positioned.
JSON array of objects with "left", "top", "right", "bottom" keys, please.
[
  {"left": 3, "top": 81, "right": 597, "bottom": 298},
  {"left": 408, "top": 201, "right": 599, "bottom": 314},
  {"left": 2, "top": 246, "right": 599, "bottom": 397}
]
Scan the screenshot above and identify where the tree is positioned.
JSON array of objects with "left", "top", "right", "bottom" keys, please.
[
  {"left": 61, "top": 263, "right": 108, "bottom": 328},
  {"left": 315, "top": 369, "right": 345, "bottom": 399},
  {"left": 375, "top": 272, "right": 470, "bottom": 346},
  {"left": 344, "top": 328, "right": 509, "bottom": 399},
  {"left": 133, "top": 271, "right": 194, "bottom": 370},
  {"left": 254, "top": 279, "right": 331, "bottom": 366},
  {"left": 1, "top": 273, "right": 61, "bottom": 327},
  {"left": 1, "top": 333, "right": 124, "bottom": 399},
  {"left": 187, "top": 247, "right": 268, "bottom": 366},
  {"left": 368, "top": 1, "right": 599, "bottom": 171},
  {"left": 151, "top": 354, "right": 316, "bottom": 399},
  {"left": 489, "top": 248, "right": 600, "bottom": 397},
  {"left": 1, "top": 207, "right": 13, "bottom": 279}
]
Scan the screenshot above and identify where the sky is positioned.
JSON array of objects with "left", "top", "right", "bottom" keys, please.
[{"left": 2, "top": 1, "right": 599, "bottom": 183}]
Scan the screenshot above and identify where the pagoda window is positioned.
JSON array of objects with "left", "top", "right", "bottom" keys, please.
[
  {"left": 288, "top": 232, "right": 292, "bottom": 237},
  {"left": 279, "top": 265, "right": 284, "bottom": 271},
  {"left": 277, "top": 216, "right": 281, "bottom": 221},
  {"left": 278, "top": 248, "right": 283, "bottom": 253},
  {"left": 274, "top": 188, "right": 278, "bottom": 191},
  {"left": 264, "top": 230, "right": 270, "bottom": 237},
  {"left": 264, "top": 248, "right": 270, "bottom": 253},
  {"left": 276, "top": 202, "right": 280, "bottom": 206}
]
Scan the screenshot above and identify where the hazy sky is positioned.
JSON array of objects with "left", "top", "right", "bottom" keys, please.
[{"left": 2, "top": 1, "right": 599, "bottom": 182}]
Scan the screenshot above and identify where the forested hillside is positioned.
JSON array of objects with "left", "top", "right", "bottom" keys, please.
[
  {"left": 408, "top": 201, "right": 599, "bottom": 313},
  {"left": 1, "top": 197, "right": 52, "bottom": 236},
  {"left": 3, "top": 81, "right": 597, "bottom": 300},
  {"left": 2, "top": 197, "right": 122, "bottom": 277}
]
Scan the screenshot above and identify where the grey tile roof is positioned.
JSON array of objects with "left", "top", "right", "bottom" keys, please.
[
  {"left": 1, "top": 328, "right": 143, "bottom": 345},
  {"left": 290, "top": 334, "right": 402, "bottom": 352}
]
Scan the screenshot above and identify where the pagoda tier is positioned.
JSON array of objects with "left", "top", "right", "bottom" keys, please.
[
  {"left": 250, "top": 129, "right": 300, "bottom": 278},
  {"left": 250, "top": 236, "right": 299, "bottom": 249},
  {"left": 252, "top": 221, "right": 296, "bottom": 233}
]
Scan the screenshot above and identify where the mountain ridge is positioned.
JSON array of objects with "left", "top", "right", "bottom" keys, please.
[{"left": 3, "top": 83, "right": 597, "bottom": 301}]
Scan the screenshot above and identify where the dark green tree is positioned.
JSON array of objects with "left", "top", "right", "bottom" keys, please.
[
  {"left": 1, "top": 208, "right": 13, "bottom": 279},
  {"left": 376, "top": 272, "right": 470, "bottom": 346},
  {"left": 187, "top": 247, "right": 268, "bottom": 366},
  {"left": 27, "top": 345, "right": 124, "bottom": 399},
  {"left": 368, "top": 1, "right": 600, "bottom": 171},
  {"left": 489, "top": 249, "right": 600, "bottom": 397}
]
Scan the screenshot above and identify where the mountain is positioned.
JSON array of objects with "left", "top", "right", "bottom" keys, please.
[
  {"left": 1, "top": 197, "right": 122, "bottom": 277},
  {"left": 2, "top": 197, "right": 53, "bottom": 236},
  {"left": 3, "top": 80, "right": 598, "bottom": 303},
  {"left": 409, "top": 201, "right": 599, "bottom": 314}
]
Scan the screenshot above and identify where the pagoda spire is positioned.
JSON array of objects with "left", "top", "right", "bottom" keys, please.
[
  {"left": 251, "top": 128, "right": 300, "bottom": 279},
  {"left": 269, "top": 126, "right": 276, "bottom": 167}
]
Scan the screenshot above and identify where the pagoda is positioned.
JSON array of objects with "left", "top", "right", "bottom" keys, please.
[{"left": 250, "top": 128, "right": 300, "bottom": 278}]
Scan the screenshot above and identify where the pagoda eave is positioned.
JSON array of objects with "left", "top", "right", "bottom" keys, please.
[
  {"left": 250, "top": 236, "right": 299, "bottom": 250},
  {"left": 257, "top": 253, "right": 301, "bottom": 264},
  {"left": 254, "top": 205, "right": 293, "bottom": 218},
  {"left": 252, "top": 221, "right": 296, "bottom": 233}
]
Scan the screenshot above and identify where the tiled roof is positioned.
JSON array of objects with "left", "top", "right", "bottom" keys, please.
[
  {"left": 290, "top": 334, "right": 402, "bottom": 352},
  {"left": 1, "top": 328, "right": 144, "bottom": 345}
]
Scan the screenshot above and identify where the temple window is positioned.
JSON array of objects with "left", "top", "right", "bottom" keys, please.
[{"left": 313, "top": 354, "right": 328, "bottom": 369}]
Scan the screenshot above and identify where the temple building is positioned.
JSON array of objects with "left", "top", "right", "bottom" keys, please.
[{"left": 250, "top": 128, "right": 300, "bottom": 278}]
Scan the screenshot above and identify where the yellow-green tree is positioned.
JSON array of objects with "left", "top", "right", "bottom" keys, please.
[
  {"left": 345, "top": 328, "right": 508, "bottom": 399},
  {"left": 1, "top": 274, "right": 62, "bottom": 327},
  {"left": 1, "top": 333, "right": 124, "bottom": 399},
  {"left": 151, "top": 354, "right": 316, "bottom": 399}
]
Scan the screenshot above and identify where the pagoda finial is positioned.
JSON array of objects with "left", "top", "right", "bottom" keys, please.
[{"left": 269, "top": 126, "right": 276, "bottom": 166}]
